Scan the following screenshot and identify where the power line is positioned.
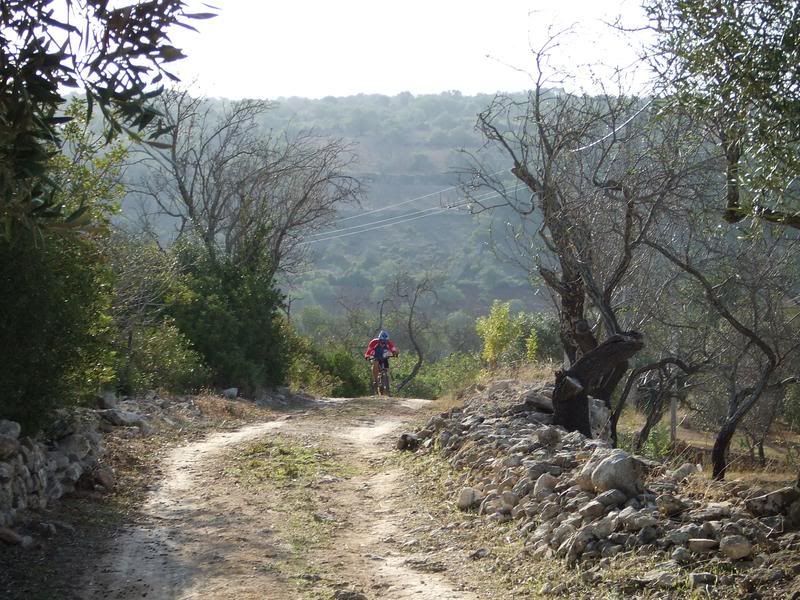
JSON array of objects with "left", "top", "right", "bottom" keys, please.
[
  {"left": 307, "top": 205, "right": 451, "bottom": 239},
  {"left": 308, "top": 185, "right": 519, "bottom": 240},
  {"left": 305, "top": 202, "right": 471, "bottom": 245},
  {"left": 335, "top": 167, "right": 512, "bottom": 223},
  {"left": 305, "top": 185, "right": 525, "bottom": 245}
]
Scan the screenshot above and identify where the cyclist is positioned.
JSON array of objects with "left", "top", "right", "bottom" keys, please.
[{"left": 364, "top": 330, "right": 399, "bottom": 391}]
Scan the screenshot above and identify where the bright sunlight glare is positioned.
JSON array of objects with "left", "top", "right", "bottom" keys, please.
[{"left": 170, "top": 0, "right": 652, "bottom": 99}]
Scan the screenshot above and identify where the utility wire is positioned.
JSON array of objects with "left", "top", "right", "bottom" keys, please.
[
  {"left": 305, "top": 185, "right": 524, "bottom": 245},
  {"left": 307, "top": 205, "right": 452, "bottom": 239},
  {"left": 305, "top": 202, "right": 471, "bottom": 245},
  {"left": 570, "top": 98, "right": 654, "bottom": 153},
  {"left": 308, "top": 185, "right": 520, "bottom": 240},
  {"left": 335, "top": 167, "right": 512, "bottom": 223}
]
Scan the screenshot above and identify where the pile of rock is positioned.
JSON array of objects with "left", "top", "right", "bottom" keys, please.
[
  {"left": 0, "top": 391, "right": 178, "bottom": 537},
  {"left": 409, "top": 380, "right": 800, "bottom": 592},
  {"left": 0, "top": 412, "right": 110, "bottom": 535}
]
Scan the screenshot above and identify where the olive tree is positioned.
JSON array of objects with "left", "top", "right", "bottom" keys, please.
[
  {"left": 645, "top": 0, "right": 800, "bottom": 228},
  {"left": 0, "top": 0, "right": 212, "bottom": 237}
]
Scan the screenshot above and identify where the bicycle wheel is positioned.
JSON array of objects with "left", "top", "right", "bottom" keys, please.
[{"left": 380, "top": 368, "right": 390, "bottom": 396}]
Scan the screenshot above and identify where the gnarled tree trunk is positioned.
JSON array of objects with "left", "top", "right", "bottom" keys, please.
[{"left": 553, "top": 332, "right": 645, "bottom": 437}]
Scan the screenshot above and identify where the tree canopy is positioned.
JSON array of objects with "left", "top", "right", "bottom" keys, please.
[
  {"left": 646, "top": 0, "right": 800, "bottom": 228},
  {"left": 0, "top": 0, "right": 214, "bottom": 238}
]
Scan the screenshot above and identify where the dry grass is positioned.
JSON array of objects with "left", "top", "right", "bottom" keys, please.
[{"left": 193, "top": 393, "right": 276, "bottom": 423}]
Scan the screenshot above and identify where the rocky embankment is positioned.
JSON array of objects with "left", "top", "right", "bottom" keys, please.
[{"left": 407, "top": 380, "right": 800, "bottom": 597}]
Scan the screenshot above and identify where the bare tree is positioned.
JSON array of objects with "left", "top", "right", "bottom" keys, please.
[
  {"left": 391, "top": 273, "right": 437, "bottom": 392},
  {"left": 138, "top": 89, "right": 362, "bottom": 275},
  {"left": 461, "top": 37, "right": 690, "bottom": 435},
  {"left": 643, "top": 204, "right": 800, "bottom": 478}
]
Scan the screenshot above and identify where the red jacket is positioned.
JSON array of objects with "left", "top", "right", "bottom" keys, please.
[{"left": 364, "top": 338, "right": 398, "bottom": 360}]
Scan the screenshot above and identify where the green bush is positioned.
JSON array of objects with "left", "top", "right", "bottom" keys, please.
[
  {"left": 618, "top": 423, "right": 672, "bottom": 460},
  {"left": 476, "top": 301, "right": 523, "bottom": 367},
  {"left": 0, "top": 234, "right": 114, "bottom": 433},
  {"left": 167, "top": 241, "right": 288, "bottom": 395},
  {"left": 116, "top": 320, "right": 209, "bottom": 394},
  {"left": 391, "top": 352, "right": 482, "bottom": 399},
  {"left": 524, "top": 312, "right": 562, "bottom": 361},
  {"left": 288, "top": 353, "right": 342, "bottom": 397},
  {"left": 476, "top": 302, "right": 562, "bottom": 367},
  {"left": 286, "top": 328, "right": 369, "bottom": 397}
]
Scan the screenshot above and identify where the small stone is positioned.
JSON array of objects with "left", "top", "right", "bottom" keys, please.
[
  {"left": 670, "top": 463, "right": 700, "bottom": 480},
  {"left": 534, "top": 473, "right": 559, "bottom": 498},
  {"left": 671, "top": 546, "right": 693, "bottom": 564},
  {"left": 396, "top": 433, "right": 420, "bottom": 451},
  {"left": 537, "top": 426, "right": 561, "bottom": 447},
  {"left": 333, "top": 589, "right": 368, "bottom": 600},
  {"left": 656, "top": 493, "right": 689, "bottom": 517},
  {"left": 688, "top": 538, "right": 718, "bottom": 553},
  {"left": 579, "top": 500, "right": 607, "bottom": 522},
  {"left": 0, "top": 527, "right": 23, "bottom": 545},
  {"left": 0, "top": 420, "right": 21, "bottom": 439},
  {"left": 457, "top": 487, "right": 483, "bottom": 511},
  {"left": 595, "top": 489, "right": 627, "bottom": 506},
  {"left": 719, "top": 534, "right": 753, "bottom": 560},
  {"left": 688, "top": 572, "right": 717, "bottom": 588}
]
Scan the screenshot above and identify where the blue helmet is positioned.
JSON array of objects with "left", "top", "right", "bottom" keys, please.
[{"left": 378, "top": 330, "right": 389, "bottom": 340}]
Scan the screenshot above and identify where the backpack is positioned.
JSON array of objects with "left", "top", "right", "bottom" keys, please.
[{"left": 375, "top": 340, "right": 390, "bottom": 360}]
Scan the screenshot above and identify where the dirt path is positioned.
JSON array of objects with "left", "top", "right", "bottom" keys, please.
[{"left": 81, "top": 398, "right": 476, "bottom": 600}]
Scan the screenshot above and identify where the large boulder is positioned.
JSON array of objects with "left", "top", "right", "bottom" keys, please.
[
  {"left": 745, "top": 486, "right": 800, "bottom": 517},
  {"left": 590, "top": 449, "right": 646, "bottom": 497}
]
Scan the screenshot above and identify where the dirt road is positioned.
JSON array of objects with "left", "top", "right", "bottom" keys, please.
[{"left": 81, "top": 397, "right": 476, "bottom": 599}]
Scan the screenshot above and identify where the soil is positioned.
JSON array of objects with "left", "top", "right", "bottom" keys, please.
[
  {"left": 8, "top": 392, "right": 796, "bottom": 599},
  {"left": 0, "top": 395, "right": 487, "bottom": 599}
]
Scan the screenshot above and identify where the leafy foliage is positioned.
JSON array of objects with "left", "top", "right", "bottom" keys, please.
[
  {"left": 167, "top": 240, "right": 288, "bottom": 394},
  {"left": 115, "top": 319, "right": 209, "bottom": 394},
  {"left": 476, "top": 301, "right": 525, "bottom": 367},
  {"left": 0, "top": 98, "right": 128, "bottom": 432},
  {"left": 0, "top": 234, "right": 114, "bottom": 433},
  {"left": 646, "top": 0, "right": 800, "bottom": 226},
  {"left": 0, "top": 0, "right": 212, "bottom": 237},
  {"left": 286, "top": 329, "right": 369, "bottom": 398}
]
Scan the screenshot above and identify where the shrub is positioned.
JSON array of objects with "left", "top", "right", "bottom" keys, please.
[
  {"left": 391, "top": 352, "right": 482, "bottom": 399},
  {"left": 116, "top": 319, "right": 209, "bottom": 394},
  {"left": 167, "top": 241, "right": 288, "bottom": 395},
  {"left": 476, "top": 300, "right": 523, "bottom": 367},
  {"left": 0, "top": 234, "right": 114, "bottom": 433},
  {"left": 286, "top": 327, "right": 369, "bottom": 398}
]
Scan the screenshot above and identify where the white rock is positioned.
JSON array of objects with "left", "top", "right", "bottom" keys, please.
[
  {"left": 457, "top": 487, "right": 483, "bottom": 511},
  {"left": 590, "top": 450, "right": 646, "bottom": 497},
  {"left": 719, "top": 535, "right": 752, "bottom": 560}
]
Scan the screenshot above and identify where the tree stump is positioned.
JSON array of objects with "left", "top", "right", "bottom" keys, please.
[{"left": 553, "top": 332, "right": 644, "bottom": 437}]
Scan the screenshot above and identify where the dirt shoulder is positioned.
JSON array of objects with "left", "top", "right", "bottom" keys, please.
[
  {"left": 1, "top": 395, "right": 489, "bottom": 599},
  {"left": 6, "top": 389, "right": 800, "bottom": 600}
]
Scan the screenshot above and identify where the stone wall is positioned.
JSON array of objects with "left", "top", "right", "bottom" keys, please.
[{"left": 0, "top": 412, "right": 109, "bottom": 530}]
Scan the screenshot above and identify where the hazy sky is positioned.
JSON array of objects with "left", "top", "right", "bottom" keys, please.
[{"left": 171, "top": 0, "right": 651, "bottom": 99}]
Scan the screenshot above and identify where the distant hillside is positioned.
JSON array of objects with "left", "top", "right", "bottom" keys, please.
[{"left": 121, "top": 91, "right": 550, "bottom": 327}]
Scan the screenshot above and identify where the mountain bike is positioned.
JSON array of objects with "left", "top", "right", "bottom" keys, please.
[{"left": 369, "top": 356, "right": 391, "bottom": 396}]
